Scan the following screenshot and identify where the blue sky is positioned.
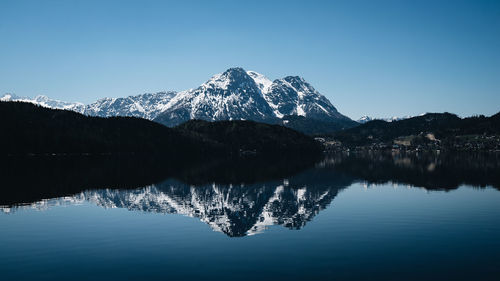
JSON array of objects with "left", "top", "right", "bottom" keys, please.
[{"left": 1, "top": 0, "right": 499, "bottom": 119}]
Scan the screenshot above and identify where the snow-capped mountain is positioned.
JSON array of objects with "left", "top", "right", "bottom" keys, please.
[
  {"left": 85, "top": 91, "right": 176, "bottom": 119},
  {"left": 154, "top": 67, "right": 352, "bottom": 126},
  {"left": 1, "top": 92, "right": 177, "bottom": 120},
  {"left": 357, "top": 115, "right": 412, "bottom": 124},
  {"left": 2, "top": 67, "right": 354, "bottom": 127},
  {"left": 263, "top": 76, "right": 350, "bottom": 121},
  {"left": 248, "top": 70, "right": 349, "bottom": 121},
  {"left": 357, "top": 115, "right": 373, "bottom": 123},
  {"left": 154, "top": 68, "right": 276, "bottom": 126},
  {"left": 0, "top": 94, "right": 86, "bottom": 113}
]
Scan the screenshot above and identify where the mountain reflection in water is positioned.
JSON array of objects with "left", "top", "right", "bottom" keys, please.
[{"left": 1, "top": 152, "right": 499, "bottom": 237}]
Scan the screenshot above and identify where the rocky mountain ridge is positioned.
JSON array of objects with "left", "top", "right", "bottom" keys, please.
[{"left": 2, "top": 67, "right": 353, "bottom": 127}]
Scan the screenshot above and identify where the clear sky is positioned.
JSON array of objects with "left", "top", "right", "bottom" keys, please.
[{"left": 1, "top": 0, "right": 499, "bottom": 119}]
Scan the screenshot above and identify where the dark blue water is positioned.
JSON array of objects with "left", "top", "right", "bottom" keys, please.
[{"left": 1, "top": 153, "right": 499, "bottom": 281}]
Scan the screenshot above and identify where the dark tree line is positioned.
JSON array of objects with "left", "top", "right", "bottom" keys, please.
[
  {"left": 175, "top": 119, "right": 323, "bottom": 156},
  {"left": 332, "top": 112, "right": 500, "bottom": 147},
  {"left": 278, "top": 115, "right": 358, "bottom": 136},
  {"left": 0, "top": 101, "right": 322, "bottom": 157}
]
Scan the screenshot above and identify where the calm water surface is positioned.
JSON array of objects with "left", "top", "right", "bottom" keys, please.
[{"left": 1, "top": 153, "right": 499, "bottom": 281}]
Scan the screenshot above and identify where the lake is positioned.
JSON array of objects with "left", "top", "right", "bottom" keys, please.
[{"left": 1, "top": 152, "right": 499, "bottom": 281}]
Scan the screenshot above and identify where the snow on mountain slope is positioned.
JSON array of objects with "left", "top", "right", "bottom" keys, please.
[
  {"left": 357, "top": 115, "right": 413, "bottom": 123},
  {"left": 262, "top": 76, "right": 351, "bottom": 121},
  {"left": 1, "top": 92, "right": 177, "bottom": 120},
  {"left": 2, "top": 67, "right": 354, "bottom": 126},
  {"left": 357, "top": 115, "right": 373, "bottom": 123},
  {"left": 154, "top": 68, "right": 276, "bottom": 126},
  {"left": 85, "top": 91, "right": 176, "bottom": 119},
  {"left": 0, "top": 94, "right": 86, "bottom": 113},
  {"left": 154, "top": 67, "right": 354, "bottom": 126},
  {"left": 247, "top": 70, "right": 273, "bottom": 93}
]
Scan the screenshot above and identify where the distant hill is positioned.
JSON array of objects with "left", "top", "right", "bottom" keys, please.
[
  {"left": 175, "top": 119, "right": 322, "bottom": 155},
  {"left": 333, "top": 112, "right": 500, "bottom": 149},
  {"left": 0, "top": 101, "right": 211, "bottom": 156},
  {"left": 0, "top": 101, "right": 322, "bottom": 156},
  {"left": 277, "top": 115, "right": 358, "bottom": 136}
]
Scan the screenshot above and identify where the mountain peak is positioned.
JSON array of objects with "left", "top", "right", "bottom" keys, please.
[
  {"left": 34, "top": 95, "right": 50, "bottom": 102},
  {"left": 283, "top": 75, "right": 306, "bottom": 83},
  {"left": 220, "top": 67, "right": 254, "bottom": 84},
  {"left": 0, "top": 93, "right": 17, "bottom": 101},
  {"left": 357, "top": 115, "right": 414, "bottom": 123},
  {"left": 223, "top": 67, "right": 247, "bottom": 75},
  {"left": 200, "top": 67, "right": 256, "bottom": 92},
  {"left": 259, "top": 74, "right": 351, "bottom": 121},
  {"left": 280, "top": 76, "right": 311, "bottom": 92},
  {"left": 155, "top": 67, "right": 275, "bottom": 126}
]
